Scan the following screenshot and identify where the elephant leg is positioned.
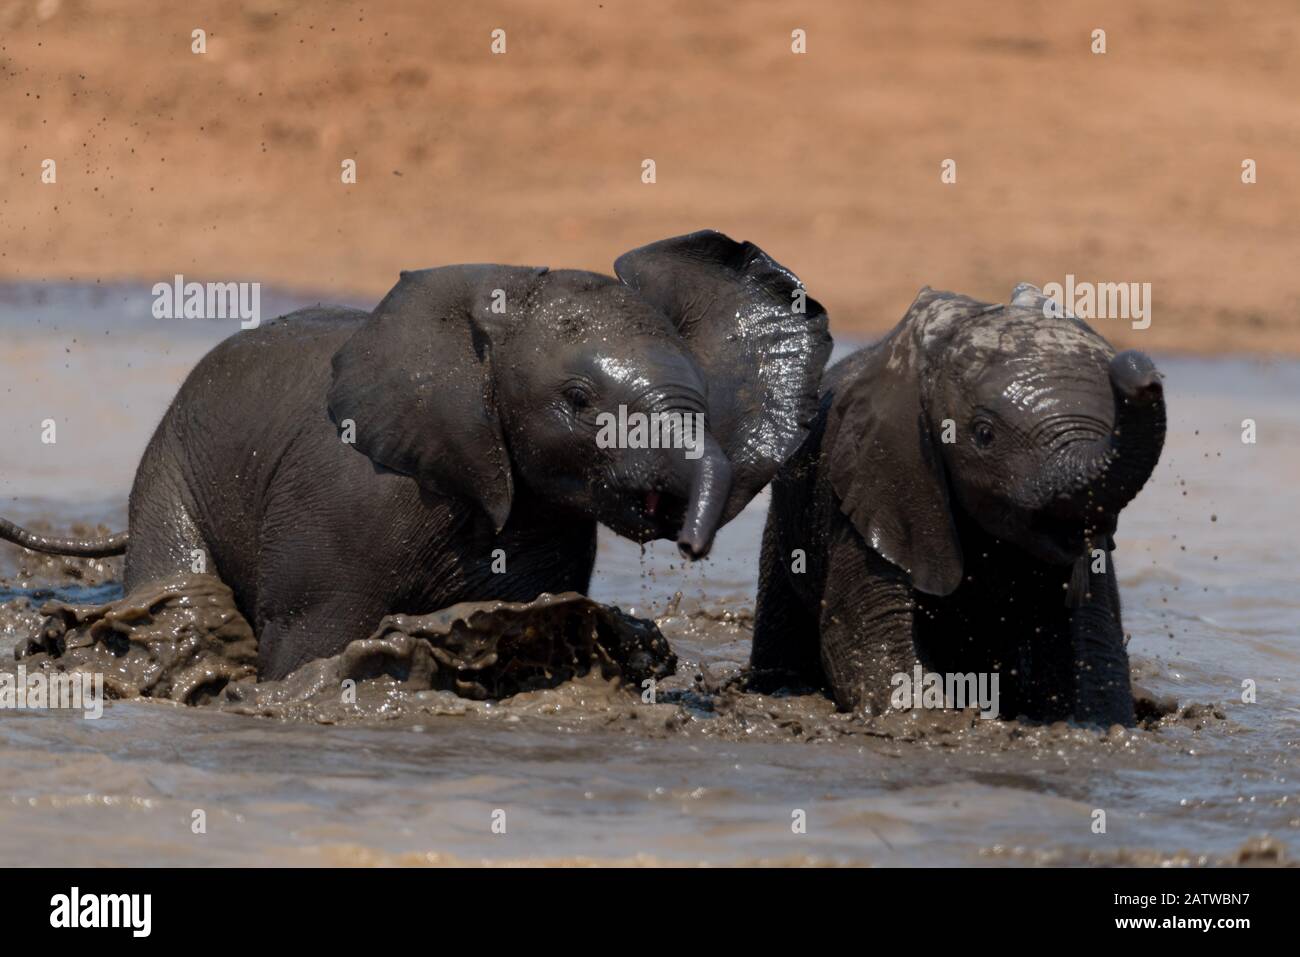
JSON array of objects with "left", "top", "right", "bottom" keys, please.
[
  {"left": 818, "top": 524, "right": 918, "bottom": 714},
  {"left": 749, "top": 504, "right": 821, "bottom": 690},
  {"left": 124, "top": 447, "right": 215, "bottom": 593},
  {"left": 252, "top": 534, "right": 390, "bottom": 680},
  {"left": 1005, "top": 616, "right": 1074, "bottom": 722},
  {"left": 1068, "top": 547, "right": 1135, "bottom": 726},
  {"left": 124, "top": 498, "right": 210, "bottom": 589},
  {"left": 256, "top": 600, "right": 375, "bottom": 680}
]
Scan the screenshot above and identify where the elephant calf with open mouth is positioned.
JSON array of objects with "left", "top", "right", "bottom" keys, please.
[
  {"left": 1, "top": 230, "right": 831, "bottom": 679},
  {"left": 750, "top": 284, "right": 1165, "bottom": 726}
]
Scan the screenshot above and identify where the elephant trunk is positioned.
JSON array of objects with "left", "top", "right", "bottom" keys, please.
[
  {"left": 1095, "top": 350, "right": 1166, "bottom": 515},
  {"left": 676, "top": 431, "right": 732, "bottom": 560},
  {"left": 1042, "top": 350, "right": 1166, "bottom": 525}
]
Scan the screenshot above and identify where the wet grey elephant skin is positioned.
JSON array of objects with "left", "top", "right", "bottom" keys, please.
[
  {"left": 749, "top": 285, "right": 1165, "bottom": 726},
  {"left": 1, "top": 231, "right": 831, "bottom": 679}
]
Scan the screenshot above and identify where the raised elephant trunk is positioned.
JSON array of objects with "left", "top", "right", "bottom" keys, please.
[
  {"left": 676, "top": 431, "right": 733, "bottom": 560},
  {"left": 1042, "top": 350, "right": 1166, "bottom": 524},
  {"left": 1096, "top": 350, "right": 1166, "bottom": 513}
]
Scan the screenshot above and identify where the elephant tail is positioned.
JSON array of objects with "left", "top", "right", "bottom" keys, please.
[{"left": 0, "top": 517, "right": 128, "bottom": 557}]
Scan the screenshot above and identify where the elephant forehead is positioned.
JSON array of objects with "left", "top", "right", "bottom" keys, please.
[
  {"left": 1003, "top": 361, "right": 1113, "bottom": 414},
  {"left": 591, "top": 354, "right": 647, "bottom": 387},
  {"left": 529, "top": 272, "right": 676, "bottom": 341},
  {"left": 946, "top": 312, "right": 1112, "bottom": 370},
  {"left": 949, "top": 349, "right": 1114, "bottom": 418},
  {"left": 915, "top": 295, "right": 998, "bottom": 350},
  {"left": 528, "top": 328, "right": 699, "bottom": 393},
  {"left": 929, "top": 311, "right": 1109, "bottom": 405}
]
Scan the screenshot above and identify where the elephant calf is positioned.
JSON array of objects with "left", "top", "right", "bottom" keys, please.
[
  {"left": 1, "top": 231, "right": 831, "bottom": 679},
  {"left": 750, "top": 285, "right": 1165, "bottom": 726}
]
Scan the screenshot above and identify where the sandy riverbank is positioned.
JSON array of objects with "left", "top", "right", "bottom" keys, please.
[{"left": 2, "top": 0, "right": 1298, "bottom": 353}]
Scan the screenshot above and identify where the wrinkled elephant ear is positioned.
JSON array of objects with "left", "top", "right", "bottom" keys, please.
[
  {"left": 613, "top": 230, "right": 833, "bottom": 523},
  {"left": 328, "top": 264, "right": 549, "bottom": 532},
  {"left": 827, "top": 287, "right": 986, "bottom": 596}
]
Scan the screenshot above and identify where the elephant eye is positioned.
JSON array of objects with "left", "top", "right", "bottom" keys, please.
[
  {"left": 973, "top": 422, "right": 995, "bottom": 448},
  {"left": 563, "top": 385, "right": 592, "bottom": 412}
]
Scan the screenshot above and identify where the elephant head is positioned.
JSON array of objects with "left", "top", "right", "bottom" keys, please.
[
  {"left": 830, "top": 284, "right": 1164, "bottom": 594},
  {"left": 328, "top": 230, "right": 832, "bottom": 559}
]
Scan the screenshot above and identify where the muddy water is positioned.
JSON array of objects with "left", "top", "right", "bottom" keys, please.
[{"left": 0, "top": 284, "right": 1296, "bottom": 866}]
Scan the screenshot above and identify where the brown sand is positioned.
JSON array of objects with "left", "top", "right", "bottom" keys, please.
[{"left": 2, "top": 0, "right": 1297, "bottom": 354}]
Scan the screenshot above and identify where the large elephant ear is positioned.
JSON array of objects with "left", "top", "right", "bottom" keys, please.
[
  {"left": 613, "top": 230, "right": 833, "bottom": 523},
  {"left": 328, "top": 264, "right": 549, "bottom": 532},
  {"left": 827, "top": 287, "right": 986, "bottom": 596}
]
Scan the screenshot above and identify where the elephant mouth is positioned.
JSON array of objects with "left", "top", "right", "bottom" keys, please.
[
  {"left": 1027, "top": 508, "right": 1116, "bottom": 565},
  {"left": 602, "top": 487, "right": 688, "bottom": 543}
]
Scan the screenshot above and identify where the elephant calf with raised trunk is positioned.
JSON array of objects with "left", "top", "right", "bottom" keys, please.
[
  {"left": 750, "top": 284, "right": 1165, "bottom": 726},
  {"left": 0, "top": 231, "right": 831, "bottom": 679}
]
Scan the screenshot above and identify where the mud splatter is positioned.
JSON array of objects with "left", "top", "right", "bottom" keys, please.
[
  {"left": 223, "top": 591, "right": 677, "bottom": 722},
  {"left": 7, "top": 576, "right": 676, "bottom": 718},
  {"left": 14, "top": 575, "right": 257, "bottom": 704}
]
